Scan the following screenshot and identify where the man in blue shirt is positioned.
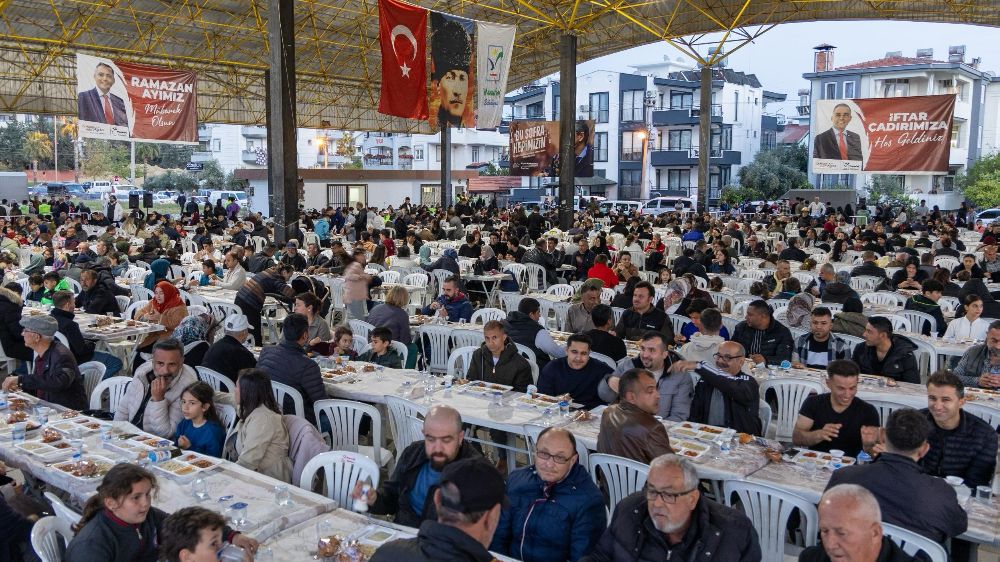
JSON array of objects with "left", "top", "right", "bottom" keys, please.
[{"left": 351, "top": 405, "right": 482, "bottom": 527}]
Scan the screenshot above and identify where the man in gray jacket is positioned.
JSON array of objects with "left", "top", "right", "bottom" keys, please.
[
  {"left": 598, "top": 332, "right": 692, "bottom": 421},
  {"left": 951, "top": 319, "right": 1000, "bottom": 389}
]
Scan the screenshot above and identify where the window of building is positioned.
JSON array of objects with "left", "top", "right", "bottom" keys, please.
[
  {"left": 881, "top": 79, "right": 909, "bottom": 98},
  {"left": 594, "top": 169, "right": 606, "bottom": 178},
  {"left": 593, "top": 132, "right": 608, "bottom": 162},
  {"left": 621, "top": 90, "right": 645, "bottom": 122},
  {"left": 420, "top": 184, "right": 440, "bottom": 206},
  {"left": 844, "top": 82, "right": 856, "bottom": 99},
  {"left": 667, "top": 130, "right": 692, "bottom": 151},
  {"left": 710, "top": 125, "right": 732, "bottom": 154},
  {"left": 471, "top": 147, "right": 480, "bottom": 162},
  {"left": 762, "top": 129, "right": 776, "bottom": 150},
  {"left": 655, "top": 169, "right": 661, "bottom": 189},
  {"left": 589, "top": 92, "right": 609, "bottom": 123},
  {"left": 668, "top": 169, "right": 691, "bottom": 190},
  {"left": 951, "top": 123, "right": 961, "bottom": 148},
  {"left": 435, "top": 145, "right": 441, "bottom": 161},
  {"left": 620, "top": 131, "right": 643, "bottom": 161},
  {"left": 820, "top": 174, "right": 855, "bottom": 188},
  {"left": 824, "top": 82, "right": 837, "bottom": 99},
  {"left": 734, "top": 92, "right": 740, "bottom": 121},
  {"left": 211, "top": 139, "right": 221, "bottom": 152},
  {"left": 526, "top": 101, "right": 543, "bottom": 118},
  {"left": 327, "top": 184, "right": 366, "bottom": 208},
  {"left": 619, "top": 169, "right": 642, "bottom": 199},
  {"left": 658, "top": 93, "right": 664, "bottom": 110},
  {"left": 553, "top": 94, "right": 560, "bottom": 121},
  {"left": 414, "top": 146, "right": 425, "bottom": 160},
  {"left": 670, "top": 91, "right": 693, "bottom": 110}
]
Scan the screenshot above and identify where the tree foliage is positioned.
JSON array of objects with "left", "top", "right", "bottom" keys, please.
[
  {"left": 81, "top": 139, "right": 130, "bottom": 180},
  {"left": 143, "top": 170, "right": 199, "bottom": 192},
  {"left": 958, "top": 154, "right": 1000, "bottom": 209},
  {"left": 864, "top": 175, "right": 916, "bottom": 212},
  {"left": 736, "top": 145, "right": 809, "bottom": 200},
  {"left": 720, "top": 184, "right": 761, "bottom": 207}
]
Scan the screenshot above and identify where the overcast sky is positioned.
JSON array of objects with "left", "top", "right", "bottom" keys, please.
[{"left": 575, "top": 20, "right": 998, "bottom": 115}]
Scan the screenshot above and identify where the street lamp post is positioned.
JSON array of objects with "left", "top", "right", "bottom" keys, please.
[
  {"left": 315, "top": 135, "right": 328, "bottom": 168},
  {"left": 636, "top": 130, "right": 649, "bottom": 201}
]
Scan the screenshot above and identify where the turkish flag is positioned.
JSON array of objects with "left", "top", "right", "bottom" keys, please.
[{"left": 378, "top": 0, "right": 428, "bottom": 120}]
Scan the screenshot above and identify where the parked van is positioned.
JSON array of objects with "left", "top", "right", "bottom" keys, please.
[
  {"left": 89, "top": 181, "right": 112, "bottom": 196},
  {"left": 641, "top": 196, "right": 695, "bottom": 216},
  {"left": 598, "top": 200, "right": 642, "bottom": 215},
  {"left": 111, "top": 184, "right": 137, "bottom": 200},
  {"left": 208, "top": 190, "right": 248, "bottom": 206}
]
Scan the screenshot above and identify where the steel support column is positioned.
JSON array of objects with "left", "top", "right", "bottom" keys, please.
[
  {"left": 266, "top": 0, "right": 298, "bottom": 244},
  {"left": 697, "top": 65, "right": 711, "bottom": 213},
  {"left": 558, "top": 33, "right": 577, "bottom": 230},
  {"left": 441, "top": 123, "right": 452, "bottom": 209}
]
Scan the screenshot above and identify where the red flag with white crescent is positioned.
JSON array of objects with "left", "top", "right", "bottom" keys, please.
[{"left": 378, "top": 0, "right": 428, "bottom": 120}]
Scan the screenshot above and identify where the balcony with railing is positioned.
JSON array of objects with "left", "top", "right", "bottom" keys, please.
[
  {"left": 241, "top": 126, "right": 267, "bottom": 138},
  {"left": 651, "top": 104, "right": 723, "bottom": 127},
  {"left": 650, "top": 147, "right": 741, "bottom": 167}
]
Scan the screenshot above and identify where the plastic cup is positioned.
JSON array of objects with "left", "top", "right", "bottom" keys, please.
[
  {"left": 99, "top": 424, "right": 113, "bottom": 441},
  {"left": 274, "top": 484, "right": 293, "bottom": 506},
  {"left": 11, "top": 422, "right": 26, "bottom": 442},
  {"left": 976, "top": 485, "right": 992, "bottom": 502}
]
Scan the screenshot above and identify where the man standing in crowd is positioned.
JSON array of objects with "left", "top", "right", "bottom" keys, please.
[
  {"left": 732, "top": 300, "right": 793, "bottom": 365},
  {"left": 491, "top": 428, "right": 606, "bottom": 561},
  {"left": 793, "top": 359, "right": 881, "bottom": 455},
  {"left": 600, "top": 332, "right": 691, "bottom": 421},
  {"left": 791, "top": 307, "right": 852, "bottom": 369},
  {"left": 827, "top": 408, "right": 967, "bottom": 543},
  {"left": 582, "top": 454, "right": 761, "bottom": 561},
  {"left": 920, "top": 372, "right": 997, "bottom": 489},
  {"left": 671, "top": 341, "right": 762, "bottom": 435},
  {"left": 851, "top": 317, "right": 919, "bottom": 384},
  {"left": 615, "top": 281, "right": 675, "bottom": 342},
  {"left": 538, "top": 333, "right": 612, "bottom": 409},
  {"left": 354, "top": 406, "right": 482, "bottom": 528},
  {"left": 597, "top": 368, "right": 674, "bottom": 464}
]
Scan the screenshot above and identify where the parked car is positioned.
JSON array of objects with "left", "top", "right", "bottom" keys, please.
[
  {"left": 598, "top": 200, "right": 642, "bottom": 215},
  {"left": 641, "top": 196, "right": 696, "bottom": 216},
  {"left": 976, "top": 208, "right": 1000, "bottom": 226}
]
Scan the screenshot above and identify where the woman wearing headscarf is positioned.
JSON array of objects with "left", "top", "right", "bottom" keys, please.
[
  {"left": 422, "top": 247, "right": 460, "bottom": 276},
  {"left": 785, "top": 292, "right": 815, "bottom": 329},
  {"left": 417, "top": 244, "right": 433, "bottom": 267},
  {"left": 173, "top": 305, "right": 214, "bottom": 366},
  {"left": 144, "top": 258, "right": 171, "bottom": 291},
  {"left": 135, "top": 281, "right": 188, "bottom": 351}
]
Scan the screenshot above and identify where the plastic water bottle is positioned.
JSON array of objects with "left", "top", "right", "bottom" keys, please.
[
  {"left": 0, "top": 391, "right": 7, "bottom": 409},
  {"left": 70, "top": 437, "right": 84, "bottom": 464},
  {"left": 147, "top": 447, "right": 181, "bottom": 463},
  {"left": 558, "top": 400, "right": 570, "bottom": 417},
  {"left": 352, "top": 482, "right": 372, "bottom": 513},
  {"left": 856, "top": 450, "right": 872, "bottom": 465}
]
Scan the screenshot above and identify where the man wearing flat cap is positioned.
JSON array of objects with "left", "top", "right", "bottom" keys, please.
[
  {"left": 430, "top": 14, "right": 473, "bottom": 128},
  {"left": 1, "top": 315, "right": 86, "bottom": 410},
  {"left": 372, "top": 457, "right": 507, "bottom": 562}
]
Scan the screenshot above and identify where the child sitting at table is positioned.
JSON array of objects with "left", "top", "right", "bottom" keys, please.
[
  {"left": 174, "top": 381, "right": 225, "bottom": 458},
  {"left": 188, "top": 259, "right": 221, "bottom": 288},
  {"left": 161, "top": 506, "right": 249, "bottom": 562},
  {"left": 24, "top": 273, "right": 45, "bottom": 302},
  {"left": 357, "top": 327, "right": 402, "bottom": 369}
]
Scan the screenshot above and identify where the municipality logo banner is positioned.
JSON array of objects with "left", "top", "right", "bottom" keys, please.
[{"left": 476, "top": 22, "right": 515, "bottom": 129}]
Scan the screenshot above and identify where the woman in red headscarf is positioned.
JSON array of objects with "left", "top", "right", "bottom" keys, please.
[{"left": 135, "top": 280, "right": 188, "bottom": 350}]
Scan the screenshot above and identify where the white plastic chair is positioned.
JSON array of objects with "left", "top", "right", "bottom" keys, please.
[
  {"left": 850, "top": 275, "right": 883, "bottom": 292},
  {"left": 79, "top": 361, "right": 107, "bottom": 400},
  {"left": 271, "top": 381, "right": 305, "bottom": 418},
  {"left": 65, "top": 277, "right": 82, "bottom": 294},
  {"left": 600, "top": 287, "right": 616, "bottom": 305},
  {"left": 384, "top": 396, "right": 425, "bottom": 463},
  {"left": 758, "top": 400, "right": 772, "bottom": 439},
  {"left": 964, "top": 403, "right": 1000, "bottom": 429},
  {"left": 723, "top": 480, "right": 818, "bottom": 560},
  {"left": 879, "top": 314, "right": 911, "bottom": 333},
  {"left": 866, "top": 398, "right": 910, "bottom": 426},
  {"left": 938, "top": 296, "right": 960, "bottom": 316},
  {"left": 545, "top": 284, "right": 574, "bottom": 299},
  {"left": 470, "top": 307, "right": 506, "bottom": 324},
  {"left": 348, "top": 319, "right": 374, "bottom": 344},
  {"left": 418, "top": 324, "right": 453, "bottom": 374},
  {"left": 590, "top": 352, "right": 617, "bottom": 370},
  {"left": 611, "top": 306, "right": 625, "bottom": 325},
  {"left": 499, "top": 292, "right": 523, "bottom": 313},
  {"left": 524, "top": 263, "right": 547, "bottom": 291},
  {"left": 860, "top": 291, "right": 906, "bottom": 307},
  {"left": 431, "top": 269, "right": 453, "bottom": 296},
  {"left": 898, "top": 309, "right": 936, "bottom": 336},
  {"left": 43, "top": 492, "right": 81, "bottom": 526},
  {"left": 377, "top": 270, "right": 401, "bottom": 284},
  {"left": 552, "top": 301, "right": 572, "bottom": 332},
  {"left": 402, "top": 272, "right": 429, "bottom": 287},
  {"left": 197, "top": 366, "right": 235, "bottom": 393},
  {"left": 124, "top": 299, "right": 149, "bottom": 320},
  {"left": 523, "top": 424, "right": 590, "bottom": 468},
  {"left": 760, "top": 378, "right": 825, "bottom": 441},
  {"left": 513, "top": 343, "right": 540, "bottom": 384},
  {"left": 450, "top": 329, "right": 484, "bottom": 350},
  {"left": 298, "top": 450, "right": 381, "bottom": 508},
  {"left": 210, "top": 302, "right": 242, "bottom": 324},
  {"left": 389, "top": 340, "right": 409, "bottom": 367},
  {"left": 314, "top": 399, "right": 391, "bottom": 468},
  {"left": 30, "top": 516, "right": 73, "bottom": 562},
  {"left": 216, "top": 403, "right": 238, "bottom": 436},
  {"left": 90, "top": 375, "right": 132, "bottom": 411},
  {"left": 588, "top": 453, "right": 649, "bottom": 517},
  {"left": 115, "top": 295, "right": 130, "bottom": 314},
  {"left": 446, "top": 346, "right": 479, "bottom": 378},
  {"left": 882, "top": 522, "right": 948, "bottom": 562}
]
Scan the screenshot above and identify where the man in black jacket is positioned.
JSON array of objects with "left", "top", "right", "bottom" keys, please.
[
  {"left": 614, "top": 281, "right": 675, "bottom": 342},
  {"left": 799, "top": 484, "right": 918, "bottom": 562},
  {"left": 920, "top": 372, "right": 997, "bottom": 489},
  {"left": 731, "top": 299, "right": 793, "bottom": 365},
  {"left": 582, "top": 453, "right": 760, "bottom": 562},
  {"left": 370, "top": 457, "right": 505, "bottom": 562},
  {"left": 851, "top": 316, "right": 920, "bottom": 384},
  {"left": 75, "top": 268, "right": 121, "bottom": 316},
  {"left": 246, "top": 243, "right": 277, "bottom": 273},
  {"left": 779, "top": 236, "right": 808, "bottom": 262},
  {"left": 827, "top": 408, "right": 967, "bottom": 543},
  {"left": 2, "top": 315, "right": 86, "bottom": 411},
  {"left": 903, "top": 279, "right": 947, "bottom": 336},
  {"left": 850, "top": 251, "right": 888, "bottom": 281},
  {"left": 201, "top": 314, "right": 257, "bottom": 383},
  {"left": 353, "top": 405, "right": 483, "bottom": 528},
  {"left": 672, "top": 341, "right": 763, "bottom": 435}
]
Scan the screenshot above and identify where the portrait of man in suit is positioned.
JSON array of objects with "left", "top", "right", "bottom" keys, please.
[
  {"left": 574, "top": 120, "right": 594, "bottom": 178},
  {"left": 77, "top": 62, "right": 128, "bottom": 127},
  {"left": 813, "top": 103, "right": 863, "bottom": 161}
]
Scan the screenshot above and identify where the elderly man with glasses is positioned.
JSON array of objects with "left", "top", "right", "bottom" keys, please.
[
  {"left": 490, "top": 427, "right": 605, "bottom": 562},
  {"left": 671, "top": 341, "right": 763, "bottom": 435},
  {"left": 581, "top": 454, "right": 760, "bottom": 562}
]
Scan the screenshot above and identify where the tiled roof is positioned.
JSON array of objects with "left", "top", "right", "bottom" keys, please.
[
  {"left": 836, "top": 56, "right": 945, "bottom": 70},
  {"left": 778, "top": 124, "right": 809, "bottom": 144}
]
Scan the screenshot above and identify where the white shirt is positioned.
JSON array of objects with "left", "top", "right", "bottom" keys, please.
[{"left": 943, "top": 316, "right": 990, "bottom": 342}]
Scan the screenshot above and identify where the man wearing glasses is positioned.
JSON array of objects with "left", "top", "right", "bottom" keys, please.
[
  {"left": 671, "top": 341, "right": 763, "bottom": 435},
  {"left": 582, "top": 454, "right": 760, "bottom": 561},
  {"left": 596, "top": 369, "right": 674, "bottom": 464},
  {"left": 490, "top": 427, "right": 605, "bottom": 562}
]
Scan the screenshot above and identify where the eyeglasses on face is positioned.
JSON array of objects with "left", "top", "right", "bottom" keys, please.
[
  {"left": 645, "top": 485, "right": 697, "bottom": 504},
  {"left": 713, "top": 352, "right": 743, "bottom": 361},
  {"left": 535, "top": 450, "right": 573, "bottom": 465}
]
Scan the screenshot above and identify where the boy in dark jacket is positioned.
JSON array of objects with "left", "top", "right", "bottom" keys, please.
[
  {"left": 358, "top": 327, "right": 403, "bottom": 369},
  {"left": 903, "top": 279, "right": 947, "bottom": 336},
  {"left": 851, "top": 316, "right": 920, "bottom": 384}
]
